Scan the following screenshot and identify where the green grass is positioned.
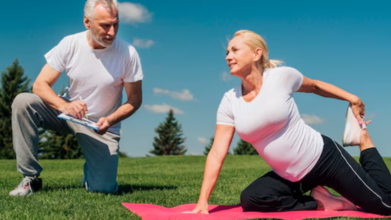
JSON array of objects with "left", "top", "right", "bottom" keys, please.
[{"left": 1, "top": 156, "right": 391, "bottom": 220}]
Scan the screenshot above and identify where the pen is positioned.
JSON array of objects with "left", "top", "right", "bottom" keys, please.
[{"left": 79, "top": 96, "right": 88, "bottom": 119}]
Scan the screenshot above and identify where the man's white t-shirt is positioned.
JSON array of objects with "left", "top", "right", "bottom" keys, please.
[
  {"left": 217, "top": 66, "right": 324, "bottom": 182},
  {"left": 45, "top": 31, "right": 143, "bottom": 135}
]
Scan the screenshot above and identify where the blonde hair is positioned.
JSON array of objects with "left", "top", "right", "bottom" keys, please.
[{"left": 234, "top": 30, "right": 283, "bottom": 69}]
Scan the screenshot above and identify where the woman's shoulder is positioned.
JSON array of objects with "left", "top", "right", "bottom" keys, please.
[
  {"left": 221, "top": 84, "right": 242, "bottom": 101},
  {"left": 268, "top": 66, "right": 299, "bottom": 74},
  {"left": 267, "top": 66, "right": 302, "bottom": 81}
]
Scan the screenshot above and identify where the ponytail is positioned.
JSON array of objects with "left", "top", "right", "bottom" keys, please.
[{"left": 263, "top": 59, "right": 283, "bottom": 69}]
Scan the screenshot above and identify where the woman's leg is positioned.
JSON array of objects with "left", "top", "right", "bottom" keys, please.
[
  {"left": 241, "top": 171, "right": 318, "bottom": 212},
  {"left": 323, "top": 130, "right": 391, "bottom": 215},
  {"left": 359, "top": 131, "right": 391, "bottom": 194}
]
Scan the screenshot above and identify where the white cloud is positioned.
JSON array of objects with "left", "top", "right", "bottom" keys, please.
[
  {"left": 144, "top": 103, "right": 184, "bottom": 114},
  {"left": 132, "top": 38, "right": 154, "bottom": 48},
  {"left": 222, "top": 71, "right": 231, "bottom": 82},
  {"left": 301, "top": 114, "right": 324, "bottom": 125},
  {"left": 117, "top": 2, "right": 152, "bottom": 24},
  {"left": 153, "top": 88, "right": 194, "bottom": 101},
  {"left": 197, "top": 137, "right": 208, "bottom": 144}
]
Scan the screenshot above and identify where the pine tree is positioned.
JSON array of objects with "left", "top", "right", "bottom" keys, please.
[
  {"left": 0, "top": 59, "right": 31, "bottom": 159},
  {"left": 203, "top": 137, "right": 214, "bottom": 155},
  {"left": 38, "top": 85, "right": 83, "bottom": 159},
  {"left": 233, "top": 139, "right": 258, "bottom": 155},
  {"left": 150, "top": 109, "right": 187, "bottom": 155},
  {"left": 38, "top": 130, "right": 83, "bottom": 159}
]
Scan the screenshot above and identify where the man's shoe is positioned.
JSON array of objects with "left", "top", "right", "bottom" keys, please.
[
  {"left": 9, "top": 176, "right": 42, "bottom": 196},
  {"left": 342, "top": 105, "right": 366, "bottom": 147},
  {"left": 310, "top": 186, "right": 357, "bottom": 211}
]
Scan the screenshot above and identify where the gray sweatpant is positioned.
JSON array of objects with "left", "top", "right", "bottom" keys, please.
[{"left": 12, "top": 93, "right": 120, "bottom": 193}]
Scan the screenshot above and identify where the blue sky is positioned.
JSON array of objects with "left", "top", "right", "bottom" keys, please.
[{"left": 1, "top": 0, "right": 390, "bottom": 157}]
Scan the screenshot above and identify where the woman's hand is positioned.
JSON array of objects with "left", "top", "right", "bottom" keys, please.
[
  {"left": 184, "top": 202, "right": 209, "bottom": 214},
  {"left": 182, "top": 125, "right": 235, "bottom": 215},
  {"left": 350, "top": 97, "right": 366, "bottom": 124}
]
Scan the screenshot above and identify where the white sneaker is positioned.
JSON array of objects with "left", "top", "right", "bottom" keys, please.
[
  {"left": 342, "top": 105, "right": 366, "bottom": 147},
  {"left": 310, "top": 186, "right": 357, "bottom": 211},
  {"left": 9, "top": 176, "right": 42, "bottom": 196}
]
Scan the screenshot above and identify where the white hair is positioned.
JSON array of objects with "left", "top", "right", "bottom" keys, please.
[{"left": 84, "top": 0, "right": 118, "bottom": 19}]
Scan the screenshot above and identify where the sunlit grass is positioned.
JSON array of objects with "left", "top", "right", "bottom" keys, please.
[{"left": 1, "top": 156, "right": 390, "bottom": 219}]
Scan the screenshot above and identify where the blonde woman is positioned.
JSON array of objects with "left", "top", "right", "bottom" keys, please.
[{"left": 189, "top": 30, "right": 391, "bottom": 215}]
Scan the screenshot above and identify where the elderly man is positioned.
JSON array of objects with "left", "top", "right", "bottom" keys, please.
[{"left": 9, "top": 0, "right": 142, "bottom": 195}]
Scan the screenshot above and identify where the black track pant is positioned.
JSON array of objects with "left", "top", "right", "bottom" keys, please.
[{"left": 240, "top": 135, "right": 391, "bottom": 215}]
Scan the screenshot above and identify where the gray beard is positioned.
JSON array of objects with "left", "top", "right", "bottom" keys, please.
[{"left": 90, "top": 31, "right": 112, "bottom": 48}]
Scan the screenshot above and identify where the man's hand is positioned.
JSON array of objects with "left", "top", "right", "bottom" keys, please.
[
  {"left": 59, "top": 100, "right": 88, "bottom": 120},
  {"left": 95, "top": 117, "right": 111, "bottom": 135}
]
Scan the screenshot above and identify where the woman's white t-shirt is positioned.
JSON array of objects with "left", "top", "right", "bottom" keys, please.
[{"left": 217, "top": 66, "right": 324, "bottom": 182}]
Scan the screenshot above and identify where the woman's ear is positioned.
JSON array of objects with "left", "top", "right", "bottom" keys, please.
[{"left": 253, "top": 48, "right": 263, "bottom": 62}]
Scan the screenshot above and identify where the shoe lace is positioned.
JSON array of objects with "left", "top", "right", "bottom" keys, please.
[{"left": 19, "top": 176, "right": 35, "bottom": 188}]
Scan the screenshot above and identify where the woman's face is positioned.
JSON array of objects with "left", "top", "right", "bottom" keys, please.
[{"left": 226, "top": 36, "right": 258, "bottom": 76}]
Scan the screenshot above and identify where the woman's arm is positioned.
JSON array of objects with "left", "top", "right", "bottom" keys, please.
[
  {"left": 297, "top": 76, "right": 365, "bottom": 123},
  {"left": 188, "top": 124, "right": 235, "bottom": 214}
]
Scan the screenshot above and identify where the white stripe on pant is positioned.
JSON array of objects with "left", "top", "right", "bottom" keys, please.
[{"left": 241, "top": 135, "right": 391, "bottom": 215}]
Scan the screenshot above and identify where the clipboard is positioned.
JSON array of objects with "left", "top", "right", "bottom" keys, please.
[{"left": 57, "top": 113, "right": 100, "bottom": 131}]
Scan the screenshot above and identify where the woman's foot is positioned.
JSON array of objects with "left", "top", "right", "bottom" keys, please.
[
  {"left": 342, "top": 105, "right": 366, "bottom": 147},
  {"left": 310, "top": 186, "right": 357, "bottom": 211}
]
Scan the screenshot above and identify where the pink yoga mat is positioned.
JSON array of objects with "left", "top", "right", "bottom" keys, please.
[{"left": 122, "top": 203, "right": 390, "bottom": 220}]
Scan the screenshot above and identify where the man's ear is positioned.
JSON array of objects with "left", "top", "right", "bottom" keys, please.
[
  {"left": 253, "top": 48, "right": 263, "bottom": 62},
  {"left": 84, "top": 16, "right": 91, "bottom": 29}
]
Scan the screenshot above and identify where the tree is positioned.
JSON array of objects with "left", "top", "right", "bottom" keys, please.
[
  {"left": 38, "top": 130, "right": 83, "bottom": 159},
  {"left": 150, "top": 109, "right": 187, "bottom": 155},
  {"left": 0, "top": 59, "right": 31, "bottom": 159},
  {"left": 203, "top": 137, "right": 232, "bottom": 156},
  {"left": 119, "top": 151, "right": 129, "bottom": 158},
  {"left": 233, "top": 139, "right": 258, "bottom": 155},
  {"left": 203, "top": 137, "right": 214, "bottom": 155}
]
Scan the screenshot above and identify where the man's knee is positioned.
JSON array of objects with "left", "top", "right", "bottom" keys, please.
[
  {"left": 12, "top": 93, "right": 40, "bottom": 110},
  {"left": 83, "top": 162, "right": 119, "bottom": 194},
  {"left": 86, "top": 181, "right": 118, "bottom": 194}
]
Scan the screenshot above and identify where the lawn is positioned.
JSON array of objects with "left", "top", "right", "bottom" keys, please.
[{"left": 1, "top": 156, "right": 391, "bottom": 220}]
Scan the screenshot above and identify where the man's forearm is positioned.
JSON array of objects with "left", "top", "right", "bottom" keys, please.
[
  {"left": 32, "top": 81, "right": 68, "bottom": 111},
  {"left": 106, "top": 98, "right": 142, "bottom": 125}
]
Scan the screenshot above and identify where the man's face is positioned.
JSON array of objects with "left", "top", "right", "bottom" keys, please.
[{"left": 84, "top": 4, "right": 119, "bottom": 48}]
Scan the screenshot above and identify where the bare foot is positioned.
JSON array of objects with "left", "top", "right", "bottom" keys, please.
[
  {"left": 311, "top": 186, "right": 357, "bottom": 211},
  {"left": 316, "top": 200, "right": 325, "bottom": 210},
  {"left": 359, "top": 129, "right": 375, "bottom": 152}
]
